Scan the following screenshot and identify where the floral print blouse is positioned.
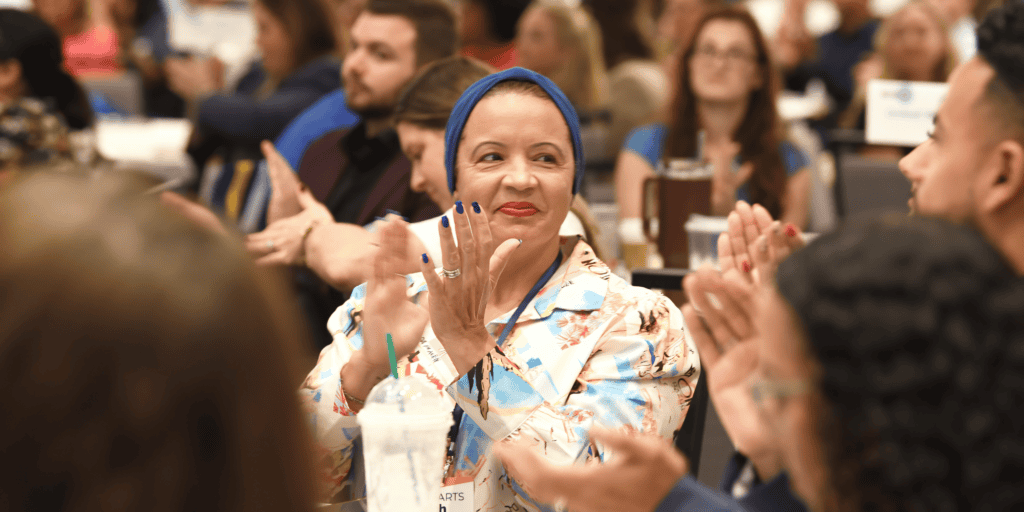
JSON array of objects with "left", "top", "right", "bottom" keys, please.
[{"left": 301, "top": 237, "right": 701, "bottom": 511}]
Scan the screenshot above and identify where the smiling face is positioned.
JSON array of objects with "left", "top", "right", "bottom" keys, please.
[
  {"left": 396, "top": 122, "right": 452, "bottom": 211},
  {"left": 254, "top": 1, "right": 297, "bottom": 79},
  {"left": 342, "top": 12, "right": 419, "bottom": 116},
  {"left": 899, "top": 59, "right": 998, "bottom": 222},
  {"left": 688, "top": 19, "right": 763, "bottom": 104},
  {"left": 453, "top": 90, "right": 574, "bottom": 247}
]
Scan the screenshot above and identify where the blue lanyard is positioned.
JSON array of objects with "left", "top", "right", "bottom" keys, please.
[
  {"left": 494, "top": 250, "right": 564, "bottom": 347},
  {"left": 446, "top": 249, "right": 564, "bottom": 473}
]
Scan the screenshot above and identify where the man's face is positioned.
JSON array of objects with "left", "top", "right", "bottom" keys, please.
[
  {"left": 899, "top": 59, "right": 999, "bottom": 223},
  {"left": 342, "top": 13, "right": 418, "bottom": 116}
]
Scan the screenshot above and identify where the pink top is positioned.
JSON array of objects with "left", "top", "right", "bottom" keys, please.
[{"left": 63, "top": 25, "right": 121, "bottom": 76}]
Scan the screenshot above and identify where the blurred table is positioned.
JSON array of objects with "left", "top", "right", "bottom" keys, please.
[{"left": 95, "top": 118, "right": 196, "bottom": 189}]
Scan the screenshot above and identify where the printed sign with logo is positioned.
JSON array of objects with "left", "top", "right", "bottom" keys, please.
[
  {"left": 438, "top": 476, "right": 473, "bottom": 512},
  {"left": 866, "top": 79, "right": 949, "bottom": 147}
]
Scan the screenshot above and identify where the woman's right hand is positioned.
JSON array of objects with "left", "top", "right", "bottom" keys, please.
[
  {"left": 343, "top": 216, "right": 430, "bottom": 403},
  {"left": 263, "top": 140, "right": 304, "bottom": 225}
]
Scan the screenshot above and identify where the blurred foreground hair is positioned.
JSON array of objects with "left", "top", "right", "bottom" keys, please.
[{"left": 0, "top": 170, "right": 319, "bottom": 511}]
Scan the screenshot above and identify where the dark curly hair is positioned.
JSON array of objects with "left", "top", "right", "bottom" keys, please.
[
  {"left": 976, "top": 0, "right": 1024, "bottom": 136},
  {"left": 776, "top": 215, "right": 1024, "bottom": 512}
]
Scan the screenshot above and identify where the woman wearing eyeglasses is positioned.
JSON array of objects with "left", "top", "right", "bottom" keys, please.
[{"left": 614, "top": 6, "right": 811, "bottom": 230}]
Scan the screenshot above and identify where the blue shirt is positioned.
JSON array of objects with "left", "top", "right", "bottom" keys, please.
[
  {"left": 622, "top": 123, "right": 809, "bottom": 202},
  {"left": 654, "top": 453, "right": 809, "bottom": 512}
]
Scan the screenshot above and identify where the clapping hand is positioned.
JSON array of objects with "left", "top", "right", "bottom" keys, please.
[
  {"left": 682, "top": 266, "right": 782, "bottom": 480},
  {"left": 245, "top": 187, "right": 332, "bottom": 266},
  {"left": 246, "top": 141, "right": 333, "bottom": 266},
  {"left": 164, "top": 56, "right": 223, "bottom": 101},
  {"left": 718, "top": 200, "right": 805, "bottom": 285},
  {"left": 344, "top": 216, "right": 431, "bottom": 400},
  {"left": 263, "top": 140, "right": 304, "bottom": 225},
  {"left": 416, "top": 202, "right": 520, "bottom": 376},
  {"left": 708, "top": 142, "right": 754, "bottom": 217},
  {"left": 492, "top": 427, "right": 688, "bottom": 512}
]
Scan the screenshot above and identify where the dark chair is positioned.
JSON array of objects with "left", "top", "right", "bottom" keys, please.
[
  {"left": 631, "top": 267, "right": 710, "bottom": 478},
  {"left": 829, "top": 129, "right": 912, "bottom": 219}
]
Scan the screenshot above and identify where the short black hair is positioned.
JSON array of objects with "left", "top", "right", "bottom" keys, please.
[
  {"left": 365, "top": 0, "right": 459, "bottom": 67},
  {"left": 976, "top": 0, "right": 1024, "bottom": 133},
  {"left": 777, "top": 215, "right": 1024, "bottom": 511}
]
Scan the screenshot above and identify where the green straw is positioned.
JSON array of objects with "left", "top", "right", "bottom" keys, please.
[{"left": 386, "top": 333, "right": 398, "bottom": 379}]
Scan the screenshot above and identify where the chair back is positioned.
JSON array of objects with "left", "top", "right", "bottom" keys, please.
[{"left": 81, "top": 71, "right": 144, "bottom": 117}]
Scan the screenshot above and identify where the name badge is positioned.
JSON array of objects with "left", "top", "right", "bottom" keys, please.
[
  {"left": 438, "top": 476, "right": 473, "bottom": 512},
  {"left": 866, "top": 79, "right": 949, "bottom": 147}
]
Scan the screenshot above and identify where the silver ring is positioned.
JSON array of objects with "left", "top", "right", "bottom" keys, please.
[
  {"left": 441, "top": 267, "right": 461, "bottom": 278},
  {"left": 266, "top": 240, "right": 275, "bottom": 250}
]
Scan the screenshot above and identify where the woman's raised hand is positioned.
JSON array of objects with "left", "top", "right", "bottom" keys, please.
[
  {"left": 717, "top": 200, "right": 804, "bottom": 285},
  {"left": 245, "top": 186, "right": 332, "bottom": 266},
  {"left": 263, "top": 140, "right": 304, "bottom": 225},
  {"left": 418, "top": 201, "right": 521, "bottom": 376},
  {"left": 708, "top": 142, "right": 754, "bottom": 216},
  {"left": 345, "top": 216, "right": 430, "bottom": 399}
]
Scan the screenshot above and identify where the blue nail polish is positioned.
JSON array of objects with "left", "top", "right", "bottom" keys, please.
[
  {"left": 422, "top": 253, "right": 429, "bottom": 263},
  {"left": 441, "top": 215, "right": 449, "bottom": 228},
  {"left": 455, "top": 201, "right": 464, "bottom": 214},
  {"left": 385, "top": 209, "right": 400, "bottom": 216},
  {"left": 472, "top": 201, "right": 481, "bottom": 213}
]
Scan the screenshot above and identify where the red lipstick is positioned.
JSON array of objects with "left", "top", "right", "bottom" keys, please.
[{"left": 499, "top": 202, "right": 538, "bottom": 217}]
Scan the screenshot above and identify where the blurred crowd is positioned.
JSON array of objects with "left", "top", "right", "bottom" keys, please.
[{"left": 2, "top": 0, "right": 1024, "bottom": 511}]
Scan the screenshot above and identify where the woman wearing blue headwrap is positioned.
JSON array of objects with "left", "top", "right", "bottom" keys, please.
[{"left": 300, "top": 68, "right": 700, "bottom": 510}]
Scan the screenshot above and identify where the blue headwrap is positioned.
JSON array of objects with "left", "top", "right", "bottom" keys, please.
[{"left": 443, "top": 67, "right": 585, "bottom": 195}]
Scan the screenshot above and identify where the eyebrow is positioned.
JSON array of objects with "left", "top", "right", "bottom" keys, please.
[
  {"left": 532, "top": 142, "right": 566, "bottom": 158},
  {"left": 472, "top": 141, "right": 507, "bottom": 154},
  {"left": 471, "top": 141, "right": 568, "bottom": 157},
  {"left": 364, "top": 42, "right": 394, "bottom": 54}
]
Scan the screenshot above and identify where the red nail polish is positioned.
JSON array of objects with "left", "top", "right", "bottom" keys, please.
[
  {"left": 742, "top": 260, "right": 751, "bottom": 273},
  {"left": 785, "top": 224, "right": 797, "bottom": 237}
]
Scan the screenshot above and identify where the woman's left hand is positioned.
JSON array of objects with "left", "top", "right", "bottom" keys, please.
[
  {"left": 708, "top": 142, "right": 754, "bottom": 217},
  {"left": 165, "top": 56, "right": 223, "bottom": 101},
  {"left": 418, "top": 202, "right": 521, "bottom": 376},
  {"left": 245, "top": 188, "right": 333, "bottom": 266}
]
